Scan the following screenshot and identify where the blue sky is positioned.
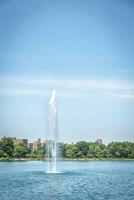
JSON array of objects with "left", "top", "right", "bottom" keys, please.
[{"left": 0, "top": 0, "right": 134, "bottom": 143}]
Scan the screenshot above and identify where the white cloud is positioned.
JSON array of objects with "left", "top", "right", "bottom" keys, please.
[
  {"left": 110, "top": 93, "right": 134, "bottom": 100},
  {"left": 0, "top": 75, "right": 134, "bottom": 100}
]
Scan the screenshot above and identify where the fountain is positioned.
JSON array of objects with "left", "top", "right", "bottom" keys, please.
[{"left": 46, "top": 89, "right": 59, "bottom": 173}]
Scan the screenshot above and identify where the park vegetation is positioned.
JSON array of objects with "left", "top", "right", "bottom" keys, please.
[{"left": 0, "top": 137, "right": 134, "bottom": 160}]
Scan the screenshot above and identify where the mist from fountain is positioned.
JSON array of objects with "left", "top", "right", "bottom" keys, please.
[{"left": 46, "top": 90, "right": 59, "bottom": 173}]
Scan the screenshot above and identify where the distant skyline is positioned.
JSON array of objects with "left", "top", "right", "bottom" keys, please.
[{"left": 0, "top": 0, "right": 134, "bottom": 143}]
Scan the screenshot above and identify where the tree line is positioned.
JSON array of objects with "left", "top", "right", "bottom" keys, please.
[{"left": 0, "top": 137, "right": 134, "bottom": 160}]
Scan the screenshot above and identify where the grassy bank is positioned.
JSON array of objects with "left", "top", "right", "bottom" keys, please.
[{"left": 1, "top": 157, "right": 134, "bottom": 162}]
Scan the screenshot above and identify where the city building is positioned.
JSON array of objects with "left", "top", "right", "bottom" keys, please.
[
  {"left": 29, "top": 143, "right": 34, "bottom": 149},
  {"left": 13, "top": 138, "right": 28, "bottom": 146},
  {"left": 29, "top": 139, "right": 46, "bottom": 150},
  {"left": 95, "top": 138, "right": 103, "bottom": 144},
  {"left": 32, "top": 138, "right": 41, "bottom": 150},
  {"left": 1, "top": 136, "right": 47, "bottom": 150},
  {"left": 0, "top": 136, "right": 28, "bottom": 146}
]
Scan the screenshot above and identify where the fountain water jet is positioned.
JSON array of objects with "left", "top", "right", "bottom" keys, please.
[{"left": 46, "top": 90, "right": 59, "bottom": 173}]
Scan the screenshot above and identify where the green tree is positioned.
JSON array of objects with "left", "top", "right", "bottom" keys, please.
[
  {"left": 37, "top": 144, "right": 46, "bottom": 158},
  {"left": 75, "top": 141, "right": 89, "bottom": 157},
  {"left": 14, "top": 144, "right": 31, "bottom": 158},
  {"left": 107, "top": 142, "right": 131, "bottom": 158},
  {"left": 31, "top": 150, "right": 38, "bottom": 158},
  {"left": 66, "top": 144, "right": 79, "bottom": 158},
  {"left": 0, "top": 137, "right": 14, "bottom": 158},
  {"left": 88, "top": 142, "right": 107, "bottom": 158},
  {"left": 59, "top": 143, "right": 67, "bottom": 158},
  {"left": 0, "top": 149, "right": 4, "bottom": 157}
]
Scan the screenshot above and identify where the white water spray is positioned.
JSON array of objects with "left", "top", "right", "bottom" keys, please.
[{"left": 46, "top": 90, "right": 59, "bottom": 173}]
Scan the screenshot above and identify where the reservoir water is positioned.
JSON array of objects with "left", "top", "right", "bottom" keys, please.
[{"left": 0, "top": 161, "right": 134, "bottom": 200}]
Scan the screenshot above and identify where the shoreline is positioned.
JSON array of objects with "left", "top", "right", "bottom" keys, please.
[{"left": 0, "top": 158, "right": 134, "bottom": 162}]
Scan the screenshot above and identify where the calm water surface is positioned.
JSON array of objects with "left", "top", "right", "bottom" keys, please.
[{"left": 0, "top": 161, "right": 134, "bottom": 200}]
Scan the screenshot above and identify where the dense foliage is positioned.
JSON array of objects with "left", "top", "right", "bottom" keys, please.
[
  {"left": 0, "top": 137, "right": 134, "bottom": 159},
  {"left": 0, "top": 137, "right": 46, "bottom": 160},
  {"left": 60, "top": 141, "right": 134, "bottom": 159}
]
